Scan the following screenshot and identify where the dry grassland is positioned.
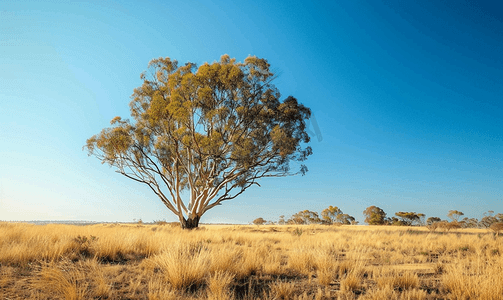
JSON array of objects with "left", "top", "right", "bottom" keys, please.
[{"left": 1, "top": 222, "right": 502, "bottom": 299}]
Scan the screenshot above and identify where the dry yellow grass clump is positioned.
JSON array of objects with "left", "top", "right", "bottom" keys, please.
[{"left": 1, "top": 221, "right": 502, "bottom": 299}]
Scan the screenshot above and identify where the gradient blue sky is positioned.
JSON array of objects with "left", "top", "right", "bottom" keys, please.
[{"left": 1, "top": 0, "right": 502, "bottom": 224}]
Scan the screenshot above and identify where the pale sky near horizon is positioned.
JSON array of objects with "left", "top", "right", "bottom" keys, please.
[{"left": 1, "top": 0, "right": 502, "bottom": 224}]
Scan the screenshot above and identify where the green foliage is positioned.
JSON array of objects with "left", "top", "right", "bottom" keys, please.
[
  {"left": 321, "top": 206, "right": 355, "bottom": 225},
  {"left": 288, "top": 210, "right": 320, "bottom": 225},
  {"left": 363, "top": 206, "right": 387, "bottom": 225},
  {"left": 85, "top": 55, "right": 312, "bottom": 229},
  {"left": 321, "top": 205, "right": 342, "bottom": 224},
  {"left": 394, "top": 212, "right": 421, "bottom": 226},
  {"left": 479, "top": 212, "right": 503, "bottom": 228},
  {"left": 460, "top": 217, "right": 479, "bottom": 228},
  {"left": 287, "top": 212, "right": 305, "bottom": 225},
  {"left": 426, "top": 217, "right": 441, "bottom": 226}
]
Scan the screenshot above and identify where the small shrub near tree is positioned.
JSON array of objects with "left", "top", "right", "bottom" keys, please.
[{"left": 490, "top": 222, "right": 503, "bottom": 235}]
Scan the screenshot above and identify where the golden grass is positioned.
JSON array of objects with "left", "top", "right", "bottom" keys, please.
[{"left": 0, "top": 222, "right": 502, "bottom": 299}]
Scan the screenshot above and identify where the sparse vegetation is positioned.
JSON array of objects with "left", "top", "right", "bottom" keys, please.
[{"left": 1, "top": 221, "right": 503, "bottom": 299}]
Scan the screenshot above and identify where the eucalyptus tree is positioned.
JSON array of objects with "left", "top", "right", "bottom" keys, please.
[
  {"left": 321, "top": 205, "right": 342, "bottom": 224},
  {"left": 321, "top": 206, "right": 355, "bottom": 225},
  {"left": 85, "top": 55, "right": 312, "bottom": 229},
  {"left": 363, "top": 206, "right": 387, "bottom": 225},
  {"left": 447, "top": 210, "right": 464, "bottom": 222},
  {"left": 426, "top": 217, "right": 441, "bottom": 226},
  {"left": 394, "top": 212, "right": 421, "bottom": 226}
]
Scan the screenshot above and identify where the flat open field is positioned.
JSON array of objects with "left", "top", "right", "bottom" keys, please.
[{"left": 1, "top": 222, "right": 502, "bottom": 299}]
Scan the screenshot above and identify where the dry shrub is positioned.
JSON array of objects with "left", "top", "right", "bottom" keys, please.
[
  {"left": 490, "top": 222, "right": 503, "bottom": 235},
  {"left": 401, "top": 288, "right": 429, "bottom": 300},
  {"left": 261, "top": 249, "right": 284, "bottom": 276},
  {"left": 287, "top": 249, "right": 315, "bottom": 275},
  {"left": 146, "top": 276, "right": 178, "bottom": 300},
  {"left": 426, "top": 222, "right": 440, "bottom": 232},
  {"left": 34, "top": 263, "right": 88, "bottom": 300},
  {"left": 206, "top": 271, "right": 234, "bottom": 300},
  {"left": 340, "top": 267, "right": 364, "bottom": 293},
  {"left": 82, "top": 258, "right": 111, "bottom": 298},
  {"left": 359, "top": 285, "right": 398, "bottom": 300},
  {"left": 231, "top": 247, "right": 263, "bottom": 279},
  {"left": 207, "top": 245, "right": 242, "bottom": 275},
  {"left": 147, "top": 288, "right": 178, "bottom": 300},
  {"left": 376, "top": 271, "right": 419, "bottom": 291},
  {"left": 314, "top": 249, "right": 342, "bottom": 285},
  {"left": 442, "top": 258, "right": 503, "bottom": 300},
  {"left": 143, "top": 243, "right": 210, "bottom": 290},
  {"left": 0, "top": 266, "right": 14, "bottom": 289},
  {"left": 270, "top": 280, "right": 296, "bottom": 300},
  {"left": 317, "top": 267, "right": 334, "bottom": 286}
]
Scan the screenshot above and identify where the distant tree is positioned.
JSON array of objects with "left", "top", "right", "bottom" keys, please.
[
  {"left": 394, "top": 212, "right": 420, "bottom": 226},
  {"left": 389, "top": 216, "right": 405, "bottom": 226},
  {"left": 478, "top": 211, "right": 503, "bottom": 228},
  {"left": 490, "top": 222, "right": 503, "bottom": 235},
  {"left": 461, "top": 217, "right": 478, "bottom": 228},
  {"left": 427, "top": 219, "right": 442, "bottom": 232},
  {"left": 337, "top": 213, "right": 356, "bottom": 225},
  {"left": 417, "top": 213, "right": 426, "bottom": 226},
  {"left": 287, "top": 212, "right": 305, "bottom": 225},
  {"left": 441, "top": 221, "right": 461, "bottom": 232},
  {"left": 447, "top": 210, "right": 464, "bottom": 222},
  {"left": 363, "top": 206, "right": 387, "bottom": 225},
  {"left": 298, "top": 210, "right": 321, "bottom": 224},
  {"left": 426, "top": 217, "right": 442, "bottom": 226},
  {"left": 321, "top": 206, "right": 342, "bottom": 224},
  {"left": 278, "top": 215, "right": 286, "bottom": 225},
  {"left": 253, "top": 217, "right": 266, "bottom": 225},
  {"left": 479, "top": 216, "right": 496, "bottom": 228},
  {"left": 320, "top": 206, "right": 356, "bottom": 225},
  {"left": 84, "top": 55, "right": 312, "bottom": 229}
]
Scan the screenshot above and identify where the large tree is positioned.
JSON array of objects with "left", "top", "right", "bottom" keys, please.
[{"left": 85, "top": 55, "right": 312, "bottom": 229}]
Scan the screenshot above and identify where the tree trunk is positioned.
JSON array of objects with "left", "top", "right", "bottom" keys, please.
[{"left": 180, "top": 215, "right": 200, "bottom": 229}]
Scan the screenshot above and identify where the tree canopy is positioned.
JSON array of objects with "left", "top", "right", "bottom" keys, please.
[
  {"left": 394, "top": 212, "right": 422, "bottom": 226},
  {"left": 85, "top": 55, "right": 312, "bottom": 229},
  {"left": 363, "top": 206, "right": 387, "bottom": 225},
  {"left": 321, "top": 206, "right": 355, "bottom": 225},
  {"left": 447, "top": 210, "right": 464, "bottom": 222}
]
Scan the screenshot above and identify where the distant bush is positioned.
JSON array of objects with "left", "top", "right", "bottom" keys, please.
[
  {"left": 490, "top": 222, "right": 503, "bottom": 235},
  {"left": 253, "top": 218, "right": 267, "bottom": 225}
]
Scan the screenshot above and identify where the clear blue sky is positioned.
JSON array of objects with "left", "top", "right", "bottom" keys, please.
[{"left": 1, "top": 0, "right": 502, "bottom": 224}]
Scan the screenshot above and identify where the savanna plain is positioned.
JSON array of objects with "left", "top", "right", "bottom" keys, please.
[{"left": 1, "top": 222, "right": 502, "bottom": 299}]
